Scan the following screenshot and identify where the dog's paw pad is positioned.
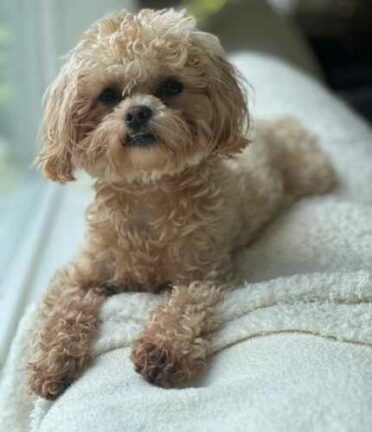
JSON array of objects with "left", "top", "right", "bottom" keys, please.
[
  {"left": 28, "top": 361, "right": 74, "bottom": 400},
  {"left": 29, "top": 375, "right": 72, "bottom": 400},
  {"left": 131, "top": 341, "right": 181, "bottom": 387}
]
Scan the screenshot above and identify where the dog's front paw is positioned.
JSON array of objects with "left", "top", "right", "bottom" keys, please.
[
  {"left": 131, "top": 339, "right": 183, "bottom": 387},
  {"left": 28, "top": 362, "right": 73, "bottom": 400}
]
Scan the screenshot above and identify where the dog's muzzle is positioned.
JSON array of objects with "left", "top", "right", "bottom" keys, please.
[{"left": 124, "top": 105, "right": 156, "bottom": 147}]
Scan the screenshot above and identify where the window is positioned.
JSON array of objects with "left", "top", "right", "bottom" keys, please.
[{"left": 0, "top": 0, "right": 135, "bottom": 366}]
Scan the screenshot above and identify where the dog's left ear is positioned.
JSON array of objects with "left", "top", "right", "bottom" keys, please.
[{"left": 193, "top": 31, "right": 249, "bottom": 157}]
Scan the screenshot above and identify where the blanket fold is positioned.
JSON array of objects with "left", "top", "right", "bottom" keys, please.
[{"left": 2, "top": 270, "right": 372, "bottom": 431}]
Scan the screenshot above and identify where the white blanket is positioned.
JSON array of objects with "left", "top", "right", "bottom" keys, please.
[{"left": 1, "top": 52, "right": 372, "bottom": 431}]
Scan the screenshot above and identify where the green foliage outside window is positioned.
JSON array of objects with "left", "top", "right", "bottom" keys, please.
[{"left": 181, "top": 0, "right": 228, "bottom": 22}]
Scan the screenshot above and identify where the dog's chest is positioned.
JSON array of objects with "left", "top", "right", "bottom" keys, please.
[
  {"left": 92, "top": 175, "right": 233, "bottom": 284},
  {"left": 122, "top": 202, "right": 154, "bottom": 233},
  {"left": 119, "top": 195, "right": 187, "bottom": 244},
  {"left": 94, "top": 175, "right": 232, "bottom": 279}
]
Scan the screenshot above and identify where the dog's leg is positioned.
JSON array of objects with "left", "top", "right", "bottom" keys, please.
[
  {"left": 131, "top": 282, "right": 222, "bottom": 387},
  {"left": 260, "top": 116, "right": 337, "bottom": 197},
  {"left": 28, "top": 263, "right": 111, "bottom": 400}
]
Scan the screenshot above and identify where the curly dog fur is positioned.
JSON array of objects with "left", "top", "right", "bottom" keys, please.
[{"left": 28, "top": 8, "right": 336, "bottom": 400}]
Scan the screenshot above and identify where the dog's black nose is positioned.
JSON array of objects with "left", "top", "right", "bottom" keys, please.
[{"left": 125, "top": 105, "right": 152, "bottom": 130}]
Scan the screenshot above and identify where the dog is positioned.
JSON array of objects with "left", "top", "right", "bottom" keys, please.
[{"left": 28, "top": 8, "right": 335, "bottom": 400}]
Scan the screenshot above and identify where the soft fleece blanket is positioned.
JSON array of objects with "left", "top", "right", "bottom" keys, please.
[{"left": 2, "top": 52, "right": 372, "bottom": 431}]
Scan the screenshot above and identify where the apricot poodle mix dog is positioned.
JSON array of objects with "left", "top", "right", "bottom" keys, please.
[{"left": 28, "top": 8, "right": 335, "bottom": 399}]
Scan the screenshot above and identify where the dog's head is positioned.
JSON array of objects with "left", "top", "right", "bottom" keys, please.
[{"left": 38, "top": 9, "right": 248, "bottom": 183}]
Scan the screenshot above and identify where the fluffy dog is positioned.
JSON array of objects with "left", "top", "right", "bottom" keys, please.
[{"left": 28, "top": 8, "right": 335, "bottom": 400}]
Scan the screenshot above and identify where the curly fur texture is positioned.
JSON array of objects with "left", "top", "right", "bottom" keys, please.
[{"left": 28, "top": 8, "right": 336, "bottom": 400}]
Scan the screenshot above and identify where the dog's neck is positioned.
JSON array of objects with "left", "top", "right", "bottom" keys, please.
[
  {"left": 96, "top": 158, "right": 219, "bottom": 195},
  {"left": 93, "top": 157, "right": 223, "bottom": 220}
]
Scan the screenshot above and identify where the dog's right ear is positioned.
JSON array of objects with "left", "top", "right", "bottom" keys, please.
[
  {"left": 192, "top": 31, "right": 249, "bottom": 158},
  {"left": 37, "top": 65, "right": 77, "bottom": 183}
]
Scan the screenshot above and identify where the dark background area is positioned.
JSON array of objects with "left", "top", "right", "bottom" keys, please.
[{"left": 295, "top": 0, "right": 372, "bottom": 122}]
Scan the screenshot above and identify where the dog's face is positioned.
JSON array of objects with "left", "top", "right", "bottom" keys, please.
[{"left": 38, "top": 9, "right": 248, "bottom": 183}]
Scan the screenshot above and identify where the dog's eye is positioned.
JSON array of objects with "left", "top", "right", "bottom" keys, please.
[
  {"left": 98, "top": 88, "right": 122, "bottom": 105},
  {"left": 159, "top": 79, "right": 183, "bottom": 98}
]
